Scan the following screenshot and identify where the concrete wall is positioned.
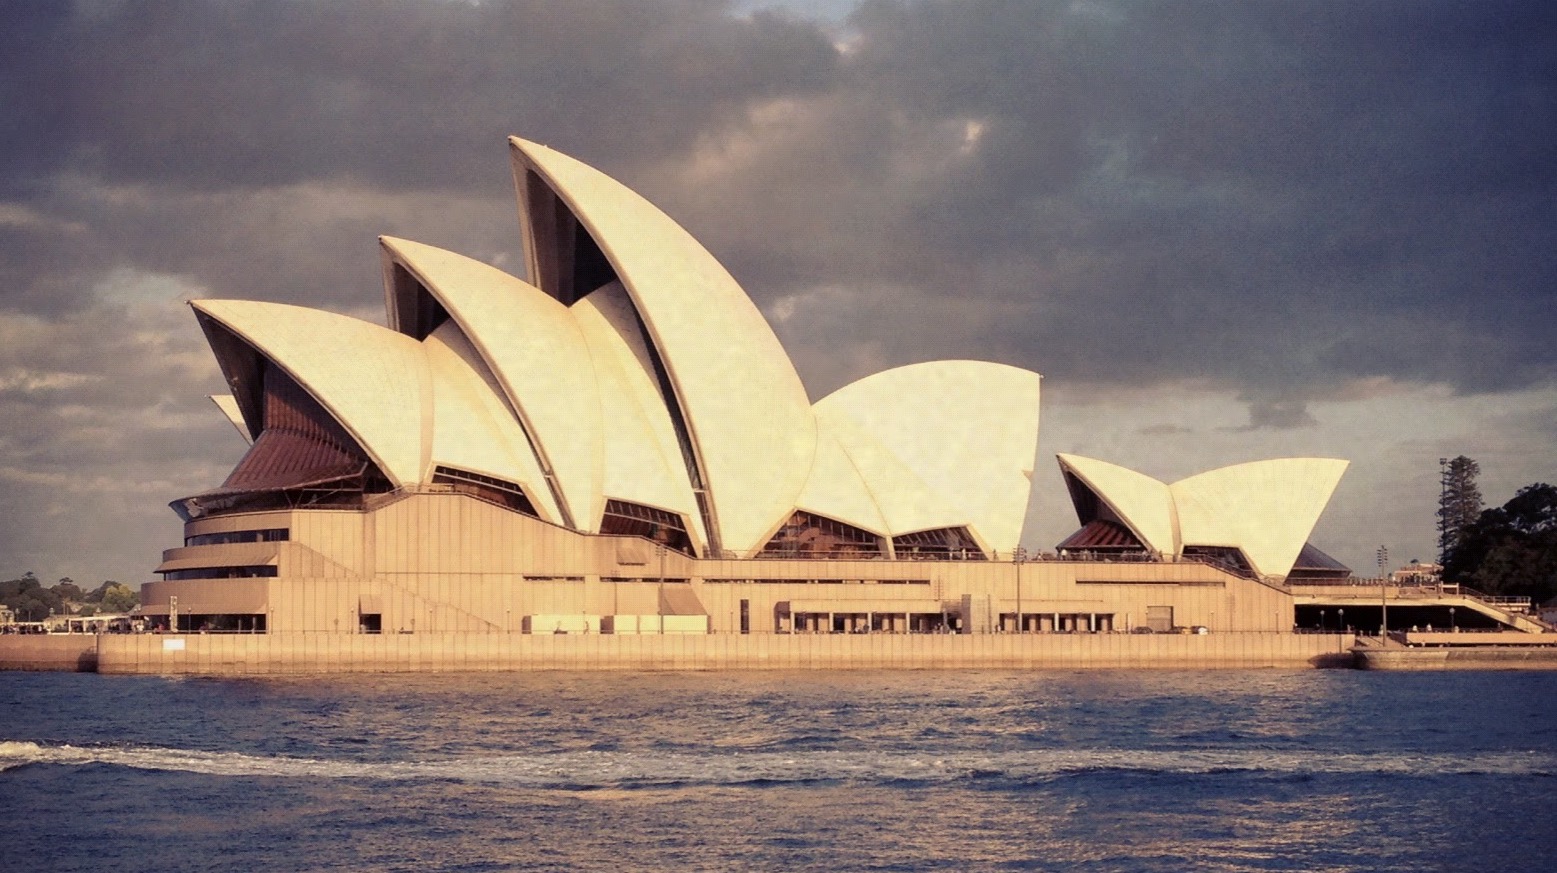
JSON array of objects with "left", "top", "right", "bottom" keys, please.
[
  {"left": 144, "top": 492, "right": 1297, "bottom": 637},
  {"left": 0, "top": 635, "right": 99, "bottom": 671},
  {"left": 1357, "top": 646, "right": 1557, "bottom": 670},
  {"left": 97, "top": 632, "right": 1354, "bottom": 675}
]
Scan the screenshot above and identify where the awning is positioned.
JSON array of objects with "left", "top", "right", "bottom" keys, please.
[
  {"left": 659, "top": 587, "right": 707, "bottom": 616},
  {"left": 155, "top": 543, "right": 280, "bottom": 573},
  {"left": 616, "top": 539, "right": 650, "bottom": 566}
]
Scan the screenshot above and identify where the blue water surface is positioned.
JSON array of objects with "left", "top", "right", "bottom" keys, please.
[{"left": 3, "top": 669, "right": 1555, "bottom": 872}]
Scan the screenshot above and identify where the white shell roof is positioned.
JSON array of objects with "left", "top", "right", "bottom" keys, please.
[
  {"left": 192, "top": 299, "right": 431, "bottom": 488},
  {"left": 1171, "top": 458, "right": 1349, "bottom": 579},
  {"left": 379, "top": 236, "right": 602, "bottom": 531},
  {"left": 1056, "top": 453, "right": 1176, "bottom": 555},
  {"left": 423, "top": 321, "right": 563, "bottom": 523},
  {"left": 812, "top": 402, "right": 972, "bottom": 541},
  {"left": 510, "top": 137, "right": 817, "bottom": 555},
  {"left": 572, "top": 282, "right": 709, "bottom": 551},
  {"left": 815, "top": 361, "right": 1041, "bottom": 554},
  {"left": 1057, "top": 454, "right": 1348, "bottom": 579},
  {"left": 790, "top": 426, "right": 890, "bottom": 539},
  {"left": 209, "top": 394, "right": 251, "bottom": 444}
]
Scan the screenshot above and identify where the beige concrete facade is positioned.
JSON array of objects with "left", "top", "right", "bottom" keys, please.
[{"left": 143, "top": 491, "right": 1296, "bottom": 641}]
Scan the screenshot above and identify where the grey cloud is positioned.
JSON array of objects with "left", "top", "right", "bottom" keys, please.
[
  {"left": 1137, "top": 424, "right": 1193, "bottom": 436},
  {"left": 8, "top": 0, "right": 839, "bottom": 195},
  {"left": 659, "top": 0, "right": 1557, "bottom": 409},
  {"left": 3, "top": 0, "right": 1555, "bottom": 581}
]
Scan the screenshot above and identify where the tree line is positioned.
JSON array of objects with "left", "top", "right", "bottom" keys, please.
[
  {"left": 1, "top": 572, "right": 140, "bottom": 622},
  {"left": 1438, "top": 456, "right": 1557, "bottom": 604}
]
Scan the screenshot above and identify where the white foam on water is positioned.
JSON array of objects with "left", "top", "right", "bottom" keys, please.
[{"left": 2, "top": 740, "right": 1550, "bottom": 786}]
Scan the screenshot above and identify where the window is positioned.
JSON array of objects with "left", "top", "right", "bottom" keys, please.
[
  {"left": 185, "top": 528, "right": 289, "bottom": 547},
  {"left": 1182, "top": 546, "right": 1256, "bottom": 579},
  {"left": 432, "top": 466, "right": 538, "bottom": 517},
  {"left": 759, "top": 511, "right": 884, "bottom": 559},
  {"left": 599, "top": 500, "right": 694, "bottom": 555},
  {"left": 162, "top": 566, "right": 279, "bottom": 581},
  {"left": 892, "top": 527, "right": 985, "bottom": 560}
]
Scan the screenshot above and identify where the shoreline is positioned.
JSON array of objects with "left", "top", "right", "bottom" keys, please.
[
  {"left": 7, "top": 631, "right": 1354, "bottom": 673},
  {"left": 10, "top": 631, "right": 1557, "bottom": 674}
]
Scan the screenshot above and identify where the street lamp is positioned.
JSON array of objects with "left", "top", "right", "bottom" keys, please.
[
  {"left": 1320, "top": 609, "right": 1326, "bottom": 633},
  {"left": 1450, "top": 606, "right": 1456, "bottom": 632},
  {"left": 656, "top": 544, "right": 667, "bottom": 634},
  {"left": 1377, "top": 546, "right": 1389, "bottom": 638},
  {"left": 1013, "top": 546, "right": 1027, "bottom": 633}
]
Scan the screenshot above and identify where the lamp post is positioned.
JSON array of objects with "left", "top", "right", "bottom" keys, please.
[
  {"left": 1320, "top": 609, "right": 1326, "bottom": 633},
  {"left": 1377, "top": 546, "right": 1389, "bottom": 638},
  {"left": 656, "top": 544, "right": 666, "bottom": 635},
  {"left": 1450, "top": 606, "right": 1456, "bottom": 632},
  {"left": 1013, "top": 546, "right": 1027, "bottom": 633}
]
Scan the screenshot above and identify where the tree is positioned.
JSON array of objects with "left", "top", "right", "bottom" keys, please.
[
  {"left": 54, "top": 578, "right": 84, "bottom": 605},
  {"left": 1443, "top": 483, "right": 1557, "bottom": 604},
  {"left": 99, "top": 583, "right": 139, "bottom": 614},
  {"left": 1438, "top": 456, "right": 1483, "bottom": 562},
  {"left": 1502, "top": 483, "right": 1557, "bottom": 534},
  {"left": 0, "top": 574, "right": 65, "bottom": 622}
]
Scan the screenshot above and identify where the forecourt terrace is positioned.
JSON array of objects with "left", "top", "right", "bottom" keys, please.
[{"left": 76, "top": 137, "right": 1429, "bottom": 671}]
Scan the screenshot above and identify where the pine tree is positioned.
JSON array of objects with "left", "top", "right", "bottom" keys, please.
[{"left": 1437, "top": 456, "right": 1483, "bottom": 562}]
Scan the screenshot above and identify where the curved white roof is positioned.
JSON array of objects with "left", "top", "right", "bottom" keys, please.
[
  {"left": 379, "top": 236, "right": 602, "bottom": 531},
  {"left": 812, "top": 405, "right": 971, "bottom": 541},
  {"left": 1056, "top": 453, "right": 1176, "bottom": 555},
  {"left": 815, "top": 361, "right": 1041, "bottom": 554},
  {"left": 790, "top": 427, "right": 890, "bottom": 540},
  {"left": 423, "top": 321, "right": 562, "bottom": 523},
  {"left": 510, "top": 137, "right": 816, "bottom": 555},
  {"left": 1171, "top": 458, "right": 1349, "bottom": 579},
  {"left": 209, "top": 394, "right": 252, "bottom": 444},
  {"left": 192, "top": 300, "right": 431, "bottom": 488},
  {"left": 572, "top": 282, "right": 709, "bottom": 551}
]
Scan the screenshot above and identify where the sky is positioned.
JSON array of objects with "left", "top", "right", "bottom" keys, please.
[{"left": 2, "top": 0, "right": 1553, "bottom": 585}]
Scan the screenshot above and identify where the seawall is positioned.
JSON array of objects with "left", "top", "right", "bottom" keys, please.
[
  {"left": 84, "top": 632, "right": 1356, "bottom": 675},
  {"left": 0, "top": 635, "right": 99, "bottom": 671},
  {"left": 1356, "top": 646, "right": 1557, "bottom": 671}
]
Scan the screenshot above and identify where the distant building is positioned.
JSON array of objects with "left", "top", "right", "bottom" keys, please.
[
  {"left": 1390, "top": 560, "right": 1443, "bottom": 585},
  {"left": 142, "top": 138, "right": 1352, "bottom": 640}
]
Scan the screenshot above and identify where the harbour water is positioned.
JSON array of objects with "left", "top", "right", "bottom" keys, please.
[{"left": 3, "top": 670, "right": 1555, "bottom": 871}]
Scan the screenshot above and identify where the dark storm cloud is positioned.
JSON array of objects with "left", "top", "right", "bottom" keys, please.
[
  {"left": 3, "top": 0, "right": 839, "bottom": 312},
  {"left": 1, "top": 0, "right": 1554, "bottom": 582},
  {"left": 7, "top": 0, "right": 837, "bottom": 193},
  {"left": 6, "top": 1, "right": 1551, "bottom": 409},
  {"left": 659, "top": 0, "right": 1557, "bottom": 418}
]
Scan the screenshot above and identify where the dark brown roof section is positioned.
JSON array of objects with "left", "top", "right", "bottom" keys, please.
[
  {"left": 1057, "top": 519, "right": 1145, "bottom": 551},
  {"left": 220, "top": 361, "right": 379, "bottom": 493}
]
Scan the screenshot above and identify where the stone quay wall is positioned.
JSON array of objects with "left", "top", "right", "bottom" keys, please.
[
  {"left": 93, "top": 631, "right": 1356, "bottom": 675},
  {"left": 0, "top": 635, "right": 100, "bottom": 671}
]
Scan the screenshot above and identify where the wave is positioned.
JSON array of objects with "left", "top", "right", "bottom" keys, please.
[{"left": 2, "top": 740, "right": 1551, "bottom": 787}]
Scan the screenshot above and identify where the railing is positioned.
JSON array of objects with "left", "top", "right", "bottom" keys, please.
[
  {"left": 1460, "top": 586, "right": 1532, "bottom": 610},
  {"left": 1289, "top": 579, "right": 1531, "bottom": 607}
]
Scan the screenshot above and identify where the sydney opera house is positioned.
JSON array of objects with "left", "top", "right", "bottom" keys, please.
[{"left": 140, "top": 137, "right": 1350, "bottom": 641}]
